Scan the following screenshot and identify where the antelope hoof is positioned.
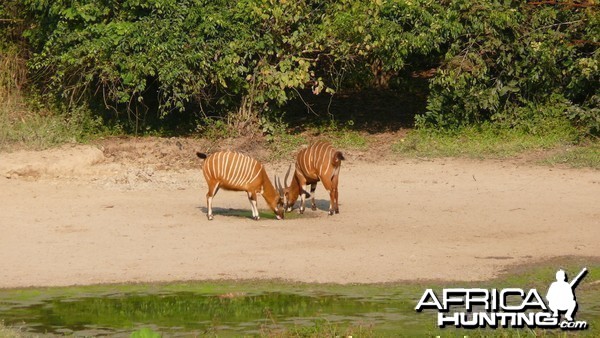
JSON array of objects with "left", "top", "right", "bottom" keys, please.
[
  {"left": 252, "top": 216, "right": 260, "bottom": 221},
  {"left": 335, "top": 209, "right": 339, "bottom": 214},
  {"left": 328, "top": 210, "right": 334, "bottom": 216},
  {"left": 311, "top": 205, "right": 317, "bottom": 211},
  {"left": 299, "top": 207, "right": 305, "bottom": 214},
  {"left": 207, "top": 214, "right": 214, "bottom": 220}
]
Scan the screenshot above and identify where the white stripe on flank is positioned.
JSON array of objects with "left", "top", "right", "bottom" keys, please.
[
  {"left": 316, "top": 142, "right": 327, "bottom": 175},
  {"left": 236, "top": 155, "right": 250, "bottom": 187},
  {"left": 303, "top": 147, "right": 310, "bottom": 173},
  {"left": 208, "top": 153, "right": 214, "bottom": 180},
  {"left": 323, "top": 148, "right": 332, "bottom": 177},
  {"left": 220, "top": 151, "right": 226, "bottom": 178},
  {"left": 215, "top": 152, "right": 223, "bottom": 179},
  {"left": 239, "top": 156, "right": 250, "bottom": 186},
  {"left": 204, "top": 155, "right": 212, "bottom": 179},
  {"left": 230, "top": 152, "right": 239, "bottom": 182},
  {"left": 237, "top": 155, "right": 249, "bottom": 187},
  {"left": 237, "top": 154, "right": 249, "bottom": 187},
  {"left": 224, "top": 152, "right": 232, "bottom": 181},
  {"left": 244, "top": 158, "right": 255, "bottom": 186},
  {"left": 230, "top": 153, "right": 242, "bottom": 185},
  {"left": 248, "top": 163, "right": 262, "bottom": 186},
  {"left": 208, "top": 155, "right": 215, "bottom": 179},
  {"left": 231, "top": 154, "right": 244, "bottom": 187}
]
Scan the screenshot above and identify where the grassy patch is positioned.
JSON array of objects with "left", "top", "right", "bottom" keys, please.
[
  {"left": 264, "top": 123, "right": 368, "bottom": 162},
  {"left": 0, "top": 104, "right": 109, "bottom": 152},
  {"left": 266, "top": 130, "right": 307, "bottom": 161},
  {"left": 0, "top": 321, "right": 29, "bottom": 338},
  {"left": 392, "top": 123, "right": 582, "bottom": 160},
  {"left": 310, "top": 120, "right": 370, "bottom": 151},
  {"left": 327, "top": 128, "right": 369, "bottom": 150},
  {"left": 542, "top": 143, "right": 600, "bottom": 169},
  {"left": 0, "top": 46, "right": 107, "bottom": 152}
]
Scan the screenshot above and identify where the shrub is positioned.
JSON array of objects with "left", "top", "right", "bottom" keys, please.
[{"left": 418, "top": 0, "right": 599, "bottom": 136}]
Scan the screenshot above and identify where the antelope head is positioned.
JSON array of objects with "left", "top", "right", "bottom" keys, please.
[
  {"left": 275, "top": 165, "right": 295, "bottom": 212},
  {"left": 273, "top": 173, "right": 286, "bottom": 220}
]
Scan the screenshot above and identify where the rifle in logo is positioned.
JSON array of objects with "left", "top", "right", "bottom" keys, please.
[{"left": 546, "top": 267, "right": 587, "bottom": 322}]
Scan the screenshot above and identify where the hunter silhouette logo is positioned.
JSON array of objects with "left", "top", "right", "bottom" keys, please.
[
  {"left": 415, "top": 267, "right": 589, "bottom": 330},
  {"left": 546, "top": 268, "right": 587, "bottom": 322}
]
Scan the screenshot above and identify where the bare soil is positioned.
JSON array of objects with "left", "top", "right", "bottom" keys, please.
[{"left": 0, "top": 137, "right": 598, "bottom": 288}]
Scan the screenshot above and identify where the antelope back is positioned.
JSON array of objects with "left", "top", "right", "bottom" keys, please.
[
  {"left": 296, "top": 141, "right": 340, "bottom": 180},
  {"left": 203, "top": 151, "right": 263, "bottom": 190}
]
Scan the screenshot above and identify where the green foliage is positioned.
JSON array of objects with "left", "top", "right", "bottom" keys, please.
[
  {"left": 567, "top": 94, "right": 600, "bottom": 137},
  {"left": 196, "top": 116, "right": 237, "bottom": 140},
  {"left": 23, "top": 0, "right": 329, "bottom": 133},
  {"left": 1, "top": 0, "right": 27, "bottom": 104},
  {"left": 16, "top": 0, "right": 476, "bottom": 133},
  {"left": 1, "top": 0, "right": 597, "bottom": 138},
  {"left": 419, "top": 0, "right": 599, "bottom": 135}
]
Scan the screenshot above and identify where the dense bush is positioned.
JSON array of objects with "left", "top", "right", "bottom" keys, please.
[
  {"left": 419, "top": 1, "right": 599, "bottom": 136},
  {"left": 1, "top": 0, "right": 599, "bottom": 136}
]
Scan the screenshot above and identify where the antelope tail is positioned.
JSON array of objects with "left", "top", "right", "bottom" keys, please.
[{"left": 196, "top": 152, "right": 208, "bottom": 160}]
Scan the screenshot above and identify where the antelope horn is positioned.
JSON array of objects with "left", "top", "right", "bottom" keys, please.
[
  {"left": 277, "top": 176, "right": 285, "bottom": 196},
  {"left": 274, "top": 175, "right": 283, "bottom": 196},
  {"left": 284, "top": 164, "right": 291, "bottom": 188}
]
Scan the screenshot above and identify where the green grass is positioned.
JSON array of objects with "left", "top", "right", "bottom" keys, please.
[
  {"left": 312, "top": 120, "right": 370, "bottom": 151},
  {"left": 328, "top": 129, "right": 369, "bottom": 150},
  {"left": 542, "top": 143, "right": 600, "bottom": 169},
  {"left": 392, "top": 124, "right": 600, "bottom": 169},
  {"left": 267, "top": 130, "right": 307, "bottom": 161},
  {"left": 392, "top": 123, "right": 580, "bottom": 159},
  {"left": 0, "top": 103, "right": 107, "bottom": 152},
  {"left": 389, "top": 119, "right": 600, "bottom": 170}
]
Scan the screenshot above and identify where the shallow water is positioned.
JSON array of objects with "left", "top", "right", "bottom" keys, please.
[
  {"left": 0, "top": 289, "right": 417, "bottom": 336},
  {"left": 2, "top": 268, "right": 598, "bottom": 337}
]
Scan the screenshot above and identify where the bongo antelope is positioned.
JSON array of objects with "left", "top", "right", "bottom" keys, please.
[
  {"left": 276, "top": 141, "right": 344, "bottom": 215},
  {"left": 196, "top": 151, "right": 284, "bottom": 221}
]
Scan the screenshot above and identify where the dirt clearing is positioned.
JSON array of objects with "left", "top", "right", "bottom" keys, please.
[{"left": 0, "top": 138, "right": 598, "bottom": 288}]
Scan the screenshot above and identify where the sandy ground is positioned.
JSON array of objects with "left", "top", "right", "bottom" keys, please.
[{"left": 0, "top": 139, "right": 598, "bottom": 288}]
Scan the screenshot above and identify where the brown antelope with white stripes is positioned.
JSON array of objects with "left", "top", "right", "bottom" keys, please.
[
  {"left": 196, "top": 150, "right": 284, "bottom": 221},
  {"left": 276, "top": 141, "right": 344, "bottom": 215}
]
